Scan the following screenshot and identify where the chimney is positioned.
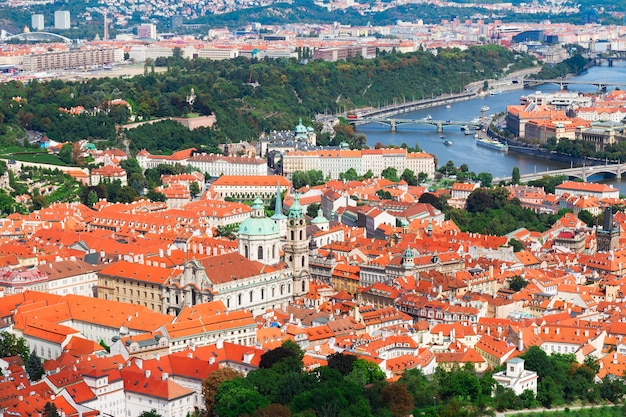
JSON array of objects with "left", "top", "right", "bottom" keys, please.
[
  {"left": 145, "top": 369, "right": 151, "bottom": 378},
  {"left": 162, "top": 372, "right": 168, "bottom": 381},
  {"left": 209, "top": 357, "right": 215, "bottom": 365}
]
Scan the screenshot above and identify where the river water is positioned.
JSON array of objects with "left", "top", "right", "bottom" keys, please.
[{"left": 357, "top": 61, "right": 626, "bottom": 193}]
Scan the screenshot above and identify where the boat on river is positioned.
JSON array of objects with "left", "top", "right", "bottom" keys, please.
[
  {"left": 490, "top": 89, "right": 502, "bottom": 95},
  {"left": 476, "top": 137, "right": 508, "bottom": 152},
  {"left": 443, "top": 140, "right": 453, "bottom": 146}
]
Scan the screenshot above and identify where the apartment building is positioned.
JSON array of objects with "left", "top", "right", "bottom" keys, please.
[
  {"left": 282, "top": 148, "right": 435, "bottom": 179},
  {"left": 22, "top": 47, "right": 123, "bottom": 72}
]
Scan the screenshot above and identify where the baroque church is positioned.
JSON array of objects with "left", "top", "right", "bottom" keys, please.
[{"left": 163, "top": 191, "right": 311, "bottom": 317}]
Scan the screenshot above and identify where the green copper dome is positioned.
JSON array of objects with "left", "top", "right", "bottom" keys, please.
[
  {"left": 311, "top": 208, "right": 327, "bottom": 224},
  {"left": 238, "top": 197, "right": 279, "bottom": 236},
  {"left": 294, "top": 118, "right": 308, "bottom": 139},
  {"left": 239, "top": 215, "right": 278, "bottom": 236}
]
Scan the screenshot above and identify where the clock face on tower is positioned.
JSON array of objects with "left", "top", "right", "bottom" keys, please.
[{"left": 290, "top": 220, "right": 295, "bottom": 226}]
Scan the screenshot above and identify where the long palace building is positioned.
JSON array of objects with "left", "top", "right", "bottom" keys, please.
[{"left": 281, "top": 148, "right": 436, "bottom": 179}]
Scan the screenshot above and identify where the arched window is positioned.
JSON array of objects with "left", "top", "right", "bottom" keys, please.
[
  {"left": 261, "top": 289, "right": 265, "bottom": 300},
  {"left": 244, "top": 245, "right": 249, "bottom": 258},
  {"left": 272, "top": 287, "right": 275, "bottom": 297},
  {"left": 226, "top": 298, "right": 230, "bottom": 308},
  {"left": 258, "top": 246, "right": 263, "bottom": 260},
  {"left": 280, "top": 284, "right": 285, "bottom": 295},
  {"left": 288, "top": 283, "right": 292, "bottom": 293},
  {"left": 300, "top": 230, "right": 303, "bottom": 240},
  {"left": 238, "top": 294, "right": 242, "bottom": 305},
  {"left": 291, "top": 231, "right": 295, "bottom": 240},
  {"left": 301, "top": 256, "right": 305, "bottom": 267},
  {"left": 272, "top": 245, "right": 276, "bottom": 258},
  {"left": 302, "top": 280, "right": 306, "bottom": 292},
  {"left": 249, "top": 291, "right": 253, "bottom": 302}
]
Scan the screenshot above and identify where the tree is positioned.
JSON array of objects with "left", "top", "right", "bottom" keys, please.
[
  {"left": 508, "top": 275, "right": 528, "bottom": 292},
  {"left": 578, "top": 209, "right": 596, "bottom": 227},
  {"left": 381, "top": 383, "right": 414, "bottom": 417},
  {"left": 146, "top": 189, "right": 166, "bottom": 202},
  {"left": 466, "top": 189, "right": 494, "bottom": 213},
  {"left": 87, "top": 190, "right": 99, "bottom": 207},
  {"left": 31, "top": 194, "right": 49, "bottom": 211},
  {"left": 418, "top": 192, "right": 444, "bottom": 211},
  {"left": 259, "top": 341, "right": 304, "bottom": 373},
  {"left": 441, "top": 160, "right": 456, "bottom": 175},
  {"left": 339, "top": 168, "right": 360, "bottom": 181},
  {"left": 189, "top": 181, "right": 200, "bottom": 197},
  {"left": 117, "top": 186, "right": 138, "bottom": 203},
  {"left": 400, "top": 168, "right": 418, "bottom": 186},
  {"left": 254, "top": 404, "right": 292, "bottom": 417},
  {"left": 201, "top": 367, "right": 243, "bottom": 415},
  {"left": 58, "top": 143, "right": 73, "bottom": 165},
  {"left": 26, "top": 349, "right": 44, "bottom": 381},
  {"left": 327, "top": 352, "right": 358, "bottom": 376},
  {"left": 138, "top": 411, "right": 163, "bottom": 417},
  {"left": 129, "top": 172, "right": 148, "bottom": 195},
  {"left": 120, "top": 158, "right": 143, "bottom": 177},
  {"left": 42, "top": 402, "right": 61, "bottom": 417},
  {"left": 291, "top": 170, "right": 310, "bottom": 189},
  {"left": 346, "top": 358, "right": 386, "bottom": 386},
  {"left": 376, "top": 189, "right": 393, "bottom": 200},
  {"left": 477, "top": 172, "right": 493, "bottom": 187},
  {"left": 0, "top": 331, "right": 29, "bottom": 361},
  {"left": 509, "top": 238, "right": 524, "bottom": 252},
  {"left": 306, "top": 203, "right": 320, "bottom": 218},
  {"left": 511, "top": 166, "right": 521, "bottom": 185},
  {"left": 417, "top": 172, "right": 428, "bottom": 184},
  {"left": 381, "top": 167, "right": 399, "bottom": 182},
  {"left": 214, "top": 378, "right": 270, "bottom": 417}
]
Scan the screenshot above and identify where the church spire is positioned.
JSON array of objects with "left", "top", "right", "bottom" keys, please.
[
  {"left": 289, "top": 192, "right": 303, "bottom": 219},
  {"left": 271, "top": 182, "right": 286, "bottom": 220}
]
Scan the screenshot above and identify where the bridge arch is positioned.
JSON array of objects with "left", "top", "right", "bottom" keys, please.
[{"left": 7, "top": 32, "right": 71, "bottom": 43}]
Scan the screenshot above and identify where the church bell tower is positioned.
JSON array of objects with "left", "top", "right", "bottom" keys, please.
[{"left": 284, "top": 193, "right": 310, "bottom": 296}]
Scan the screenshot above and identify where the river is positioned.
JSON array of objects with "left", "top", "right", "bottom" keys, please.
[{"left": 357, "top": 61, "right": 626, "bottom": 193}]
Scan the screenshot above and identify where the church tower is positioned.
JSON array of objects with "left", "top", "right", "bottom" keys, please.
[
  {"left": 284, "top": 193, "right": 310, "bottom": 296},
  {"left": 402, "top": 246, "right": 415, "bottom": 276},
  {"left": 597, "top": 206, "right": 620, "bottom": 252}
]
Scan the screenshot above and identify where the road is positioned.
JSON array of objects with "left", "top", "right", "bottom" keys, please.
[{"left": 496, "top": 403, "right": 619, "bottom": 416}]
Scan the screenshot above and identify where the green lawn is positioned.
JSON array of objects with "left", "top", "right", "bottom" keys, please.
[{"left": 2, "top": 153, "right": 67, "bottom": 166}]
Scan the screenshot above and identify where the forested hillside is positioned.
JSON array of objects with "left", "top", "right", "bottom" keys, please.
[{"left": 0, "top": 45, "right": 534, "bottom": 151}]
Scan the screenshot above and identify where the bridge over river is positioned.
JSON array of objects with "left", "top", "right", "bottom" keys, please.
[
  {"left": 352, "top": 117, "right": 483, "bottom": 132},
  {"left": 494, "top": 161, "right": 626, "bottom": 183},
  {"left": 522, "top": 78, "right": 626, "bottom": 91}
]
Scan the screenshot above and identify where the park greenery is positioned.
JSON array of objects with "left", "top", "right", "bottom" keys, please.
[{"left": 199, "top": 342, "right": 625, "bottom": 417}]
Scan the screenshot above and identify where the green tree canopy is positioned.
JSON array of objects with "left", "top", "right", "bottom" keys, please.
[
  {"left": 26, "top": 349, "right": 44, "bottom": 381},
  {"left": 0, "top": 331, "right": 29, "bottom": 361}
]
